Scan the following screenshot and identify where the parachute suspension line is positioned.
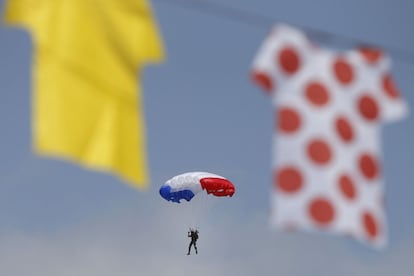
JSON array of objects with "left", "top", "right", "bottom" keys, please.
[
  {"left": 197, "top": 189, "right": 211, "bottom": 228},
  {"left": 188, "top": 189, "right": 208, "bottom": 229},
  {"left": 194, "top": 189, "right": 221, "bottom": 229}
]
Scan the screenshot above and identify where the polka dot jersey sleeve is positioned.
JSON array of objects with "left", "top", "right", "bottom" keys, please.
[{"left": 251, "top": 24, "right": 313, "bottom": 95}]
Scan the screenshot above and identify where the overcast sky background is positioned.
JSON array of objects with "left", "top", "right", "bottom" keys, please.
[{"left": 1, "top": 0, "right": 414, "bottom": 275}]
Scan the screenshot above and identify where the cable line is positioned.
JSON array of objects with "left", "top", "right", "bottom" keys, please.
[{"left": 155, "top": 0, "right": 414, "bottom": 63}]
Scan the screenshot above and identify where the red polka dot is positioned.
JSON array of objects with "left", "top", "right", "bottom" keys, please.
[
  {"left": 275, "top": 166, "right": 304, "bottom": 194},
  {"left": 359, "top": 153, "right": 380, "bottom": 180},
  {"left": 382, "top": 74, "right": 401, "bottom": 99},
  {"left": 338, "top": 174, "right": 356, "bottom": 200},
  {"left": 305, "top": 81, "right": 330, "bottom": 106},
  {"left": 308, "top": 197, "right": 335, "bottom": 226},
  {"left": 359, "top": 47, "right": 383, "bottom": 64},
  {"left": 333, "top": 58, "right": 354, "bottom": 85},
  {"left": 307, "top": 139, "right": 332, "bottom": 165},
  {"left": 362, "top": 212, "right": 379, "bottom": 240},
  {"left": 251, "top": 71, "right": 274, "bottom": 93},
  {"left": 335, "top": 116, "right": 354, "bottom": 143},
  {"left": 358, "top": 95, "right": 379, "bottom": 121},
  {"left": 278, "top": 46, "right": 301, "bottom": 75},
  {"left": 278, "top": 107, "right": 301, "bottom": 133}
]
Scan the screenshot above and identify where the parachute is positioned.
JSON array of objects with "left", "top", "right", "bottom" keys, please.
[{"left": 159, "top": 172, "right": 235, "bottom": 203}]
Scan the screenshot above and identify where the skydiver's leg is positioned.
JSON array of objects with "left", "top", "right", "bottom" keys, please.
[
  {"left": 194, "top": 242, "right": 198, "bottom": 254},
  {"left": 187, "top": 241, "right": 193, "bottom": 255}
]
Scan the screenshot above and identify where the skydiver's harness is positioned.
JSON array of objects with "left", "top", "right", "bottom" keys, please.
[{"left": 188, "top": 230, "right": 199, "bottom": 241}]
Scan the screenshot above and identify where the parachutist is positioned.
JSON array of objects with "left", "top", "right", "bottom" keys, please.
[{"left": 187, "top": 229, "right": 199, "bottom": 255}]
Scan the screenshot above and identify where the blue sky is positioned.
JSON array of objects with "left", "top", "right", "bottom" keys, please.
[{"left": 1, "top": 0, "right": 414, "bottom": 275}]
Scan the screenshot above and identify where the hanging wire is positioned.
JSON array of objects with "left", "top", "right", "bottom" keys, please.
[
  {"left": 155, "top": 0, "right": 414, "bottom": 63},
  {"left": 156, "top": 0, "right": 272, "bottom": 28}
]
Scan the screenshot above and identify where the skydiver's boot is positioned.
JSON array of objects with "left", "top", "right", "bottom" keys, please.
[{"left": 195, "top": 246, "right": 198, "bottom": 254}]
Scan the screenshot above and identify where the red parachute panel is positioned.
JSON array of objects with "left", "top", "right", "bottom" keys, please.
[{"left": 200, "top": 178, "right": 235, "bottom": 197}]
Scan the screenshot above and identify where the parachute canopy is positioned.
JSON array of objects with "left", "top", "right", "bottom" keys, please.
[{"left": 159, "top": 172, "right": 235, "bottom": 203}]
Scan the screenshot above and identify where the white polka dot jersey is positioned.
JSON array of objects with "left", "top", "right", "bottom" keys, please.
[{"left": 251, "top": 24, "right": 409, "bottom": 248}]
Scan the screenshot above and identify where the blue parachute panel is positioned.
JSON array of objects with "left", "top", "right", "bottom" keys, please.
[{"left": 159, "top": 185, "right": 195, "bottom": 203}]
